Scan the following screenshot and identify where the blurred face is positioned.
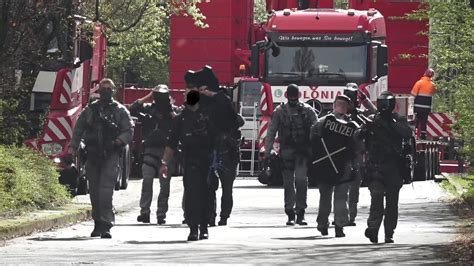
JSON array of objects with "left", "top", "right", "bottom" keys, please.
[
  {"left": 333, "top": 99, "right": 349, "bottom": 115},
  {"left": 185, "top": 86, "right": 200, "bottom": 106}
]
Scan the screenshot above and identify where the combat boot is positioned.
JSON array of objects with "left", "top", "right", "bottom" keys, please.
[
  {"left": 385, "top": 232, "right": 394, "bottom": 243},
  {"left": 365, "top": 228, "right": 378, "bottom": 243},
  {"left": 317, "top": 227, "right": 328, "bottom": 236},
  {"left": 346, "top": 220, "right": 356, "bottom": 226},
  {"left": 90, "top": 221, "right": 101, "bottom": 237},
  {"left": 187, "top": 225, "right": 199, "bottom": 241},
  {"left": 157, "top": 218, "right": 166, "bottom": 225},
  {"left": 335, "top": 226, "right": 345, "bottom": 238},
  {"left": 285, "top": 209, "right": 295, "bottom": 226},
  {"left": 296, "top": 210, "right": 308, "bottom": 225},
  {"left": 137, "top": 214, "right": 150, "bottom": 223},
  {"left": 209, "top": 217, "right": 216, "bottom": 227},
  {"left": 218, "top": 217, "right": 227, "bottom": 226},
  {"left": 199, "top": 224, "right": 209, "bottom": 240},
  {"left": 100, "top": 231, "right": 112, "bottom": 239}
]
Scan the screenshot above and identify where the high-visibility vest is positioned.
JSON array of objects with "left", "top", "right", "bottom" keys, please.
[{"left": 411, "top": 76, "right": 436, "bottom": 112}]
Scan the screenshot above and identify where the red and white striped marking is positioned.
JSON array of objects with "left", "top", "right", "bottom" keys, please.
[
  {"left": 258, "top": 118, "right": 269, "bottom": 152},
  {"left": 59, "top": 71, "right": 73, "bottom": 104},
  {"left": 259, "top": 84, "right": 268, "bottom": 113},
  {"left": 427, "top": 112, "right": 453, "bottom": 138},
  {"left": 43, "top": 116, "right": 73, "bottom": 142}
]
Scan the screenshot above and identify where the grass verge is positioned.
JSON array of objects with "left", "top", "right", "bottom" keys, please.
[
  {"left": 440, "top": 174, "right": 473, "bottom": 263},
  {"left": 0, "top": 145, "right": 71, "bottom": 217}
]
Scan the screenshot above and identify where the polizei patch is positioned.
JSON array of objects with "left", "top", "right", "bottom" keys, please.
[{"left": 323, "top": 117, "right": 355, "bottom": 137}]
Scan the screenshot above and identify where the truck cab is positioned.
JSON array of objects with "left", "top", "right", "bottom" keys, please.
[{"left": 249, "top": 8, "right": 388, "bottom": 113}]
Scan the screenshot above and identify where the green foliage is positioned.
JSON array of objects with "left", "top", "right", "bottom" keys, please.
[
  {"left": 102, "top": 2, "right": 170, "bottom": 87},
  {"left": 0, "top": 0, "right": 75, "bottom": 145},
  {"left": 441, "top": 175, "right": 474, "bottom": 207},
  {"left": 80, "top": 0, "right": 209, "bottom": 87},
  {"left": 0, "top": 100, "right": 27, "bottom": 145},
  {"left": 254, "top": 0, "right": 267, "bottom": 23},
  {"left": 427, "top": 1, "right": 474, "bottom": 157},
  {"left": 0, "top": 146, "right": 70, "bottom": 217}
]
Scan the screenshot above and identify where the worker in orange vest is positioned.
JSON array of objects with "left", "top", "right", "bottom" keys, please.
[{"left": 411, "top": 68, "right": 436, "bottom": 140}]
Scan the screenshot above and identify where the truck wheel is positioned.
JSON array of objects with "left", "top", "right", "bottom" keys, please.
[
  {"left": 424, "top": 149, "right": 430, "bottom": 181},
  {"left": 120, "top": 145, "right": 131, "bottom": 189},
  {"left": 434, "top": 146, "right": 441, "bottom": 175},
  {"left": 413, "top": 151, "right": 425, "bottom": 181},
  {"left": 115, "top": 151, "right": 123, "bottom": 191},
  {"left": 427, "top": 147, "right": 433, "bottom": 180}
]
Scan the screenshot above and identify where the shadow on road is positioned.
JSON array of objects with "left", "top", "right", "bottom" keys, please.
[
  {"left": 125, "top": 240, "right": 187, "bottom": 245},
  {"left": 28, "top": 237, "right": 92, "bottom": 241},
  {"left": 114, "top": 223, "right": 188, "bottom": 228},
  {"left": 273, "top": 235, "right": 329, "bottom": 240},
  {"left": 233, "top": 185, "right": 281, "bottom": 189}
]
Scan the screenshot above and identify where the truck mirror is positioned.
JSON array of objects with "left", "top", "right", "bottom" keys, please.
[
  {"left": 79, "top": 40, "right": 93, "bottom": 63},
  {"left": 377, "top": 44, "right": 388, "bottom": 77},
  {"left": 250, "top": 42, "right": 262, "bottom": 77},
  {"left": 271, "top": 44, "right": 280, "bottom": 57}
]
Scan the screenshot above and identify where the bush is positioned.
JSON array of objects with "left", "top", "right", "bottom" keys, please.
[{"left": 0, "top": 145, "right": 70, "bottom": 217}]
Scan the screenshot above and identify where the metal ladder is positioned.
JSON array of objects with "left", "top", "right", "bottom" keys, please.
[{"left": 237, "top": 102, "right": 259, "bottom": 177}]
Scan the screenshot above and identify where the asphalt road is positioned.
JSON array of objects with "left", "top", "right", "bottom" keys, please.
[{"left": 0, "top": 178, "right": 457, "bottom": 264}]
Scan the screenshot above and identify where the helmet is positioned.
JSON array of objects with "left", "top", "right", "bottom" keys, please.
[
  {"left": 184, "top": 65, "right": 220, "bottom": 92},
  {"left": 424, "top": 68, "right": 435, "bottom": 78},
  {"left": 376, "top": 91, "right": 395, "bottom": 113},
  {"left": 184, "top": 70, "right": 197, "bottom": 87},
  {"left": 286, "top": 84, "right": 299, "bottom": 98},
  {"left": 343, "top": 83, "right": 358, "bottom": 107},
  {"left": 152, "top": 84, "right": 170, "bottom": 101},
  {"left": 335, "top": 94, "right": 352, "bottom": 106}
]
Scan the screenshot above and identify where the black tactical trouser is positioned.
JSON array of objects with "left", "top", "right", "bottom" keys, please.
[
  {"left": 348, "top": 172, "right": 362, "bottom": 222},
  {"left": 317, "top": 181, "right": 350, "bottom": 229},
  {"left": 209, "top": 149, "right": 239, "bottom": 221},
  {"left": 85, "top": 150, "right": 120, "bottom": 231},
  {"left": 183, "top": 156, "right": 211, "bottom": 228},
  {"left": 366, "top": 162, "right": 403, "bottom": 237}
]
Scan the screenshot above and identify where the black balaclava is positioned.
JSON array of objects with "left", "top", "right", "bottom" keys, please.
[
  {"left": 99, "top": 88, "right": 113, "bottom": 103},
  {"left": 186, "top": 90, "right": 200, "bottom": 106},
  {"left": 153, "top": 85, "right": 171, "bottom": 112},
  {"left": 286, "top": 84, "right": 299, "bottom": 107}
]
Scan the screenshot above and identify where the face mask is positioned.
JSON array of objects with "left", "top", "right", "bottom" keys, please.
[
  {"left": 154, "top": 93, "right": 170, "bottom": 105},
  {"left": 288, "top": 99, "right": 298, "bottom": 107},
  {"left": 379, "top": 110, "right": 392, "bottom": 119},
  {"left": 99, "top": 89, "right": 113, "bottom": 103},
  {"left": 186, "top": 90, "right": 200, "bottom": 106}
]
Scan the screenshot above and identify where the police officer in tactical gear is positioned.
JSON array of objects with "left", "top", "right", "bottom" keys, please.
[
  {"left": 160, "top": 74, "right": 217, "bottom": 241},
  {"left": 68, "top": 78, "right": 134, "bottom": 239},
  {"left": 183, "top": 66, "right": 243, "bottom": 227},
  {"left": 264, "top": 84, "right": 318, "bottom": 226},
  {"left": 363, "top": 91, "right": 413, "bottom": 244},
  {"left": 311, "top": 95, "right": 355, "bottom": 238},
  {"left": 342, "top": 83, "right": 377, "bottom": 226},
  {"left": 131, "top": 85, "right": 176, "bottom": 225}
]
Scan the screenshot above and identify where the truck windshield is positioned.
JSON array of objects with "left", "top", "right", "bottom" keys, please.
[{"left": 265, "top": 45, "right": 368, "bottom": 85}]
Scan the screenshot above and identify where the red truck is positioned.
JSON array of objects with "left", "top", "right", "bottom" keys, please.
[
  {"left": 24, "top": 21, "right": 133, "bottom": 195},
  {"left": 169, "top": 0, "right": 463, "bottom": 180},
  {"left": 24, "top": 1, "right": 464, "bottom": 194}
]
